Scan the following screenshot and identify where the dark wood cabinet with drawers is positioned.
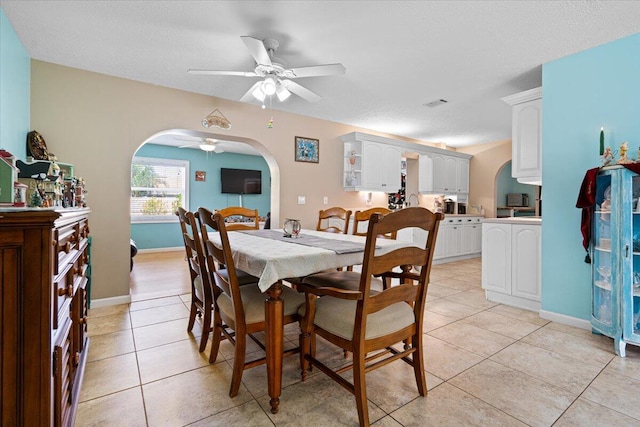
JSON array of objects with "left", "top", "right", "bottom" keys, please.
[{"left": 0, "top": 208, "right": 90, "bottom": 427}]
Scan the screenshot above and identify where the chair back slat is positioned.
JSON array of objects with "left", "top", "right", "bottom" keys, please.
[
  {"left": 367, "top": 283, "right": 420, "bottom": 314},
  {"left": 368, "top": 246, "right": 427, "bottom": 277},
  {"left": 353, "top": 207, "right": 397, "bottom": 239},
  {"left": 217, "top": 206, "right": 260, "bottom": 231},
  {"left": 317, "top": 207, "right": 352, "bottom": 234}
]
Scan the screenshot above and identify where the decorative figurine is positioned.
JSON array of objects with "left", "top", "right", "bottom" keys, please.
[
  {"left": 618, "top": 141, "right": 633, "bottom": 164},
  {"left": 602, "top": 147, "right": 615, "bottom": 166}
]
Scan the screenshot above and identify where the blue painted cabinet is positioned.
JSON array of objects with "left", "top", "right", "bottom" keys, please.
[{"left": 592, "top": 166, "right": 640, "bottom": 356}]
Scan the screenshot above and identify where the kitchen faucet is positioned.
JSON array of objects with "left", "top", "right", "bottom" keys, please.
[{"left": 407, "top": 193, "right": 419, "bottom": 207}]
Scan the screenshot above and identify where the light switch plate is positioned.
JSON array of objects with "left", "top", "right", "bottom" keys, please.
[
  {"left": 297, "top": 196, "right": 306, "bottom": 205},
  {"left": 323, "top": 196, "right": 328, "bottom": 205}
]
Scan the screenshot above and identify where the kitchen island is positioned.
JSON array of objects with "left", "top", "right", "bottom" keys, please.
[{"left": 482, "top": 217, "right": 541, "bottom": 311}]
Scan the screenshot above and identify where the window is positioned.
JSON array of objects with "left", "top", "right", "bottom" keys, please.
[{"left": 131, "top": 156, "right": 189, "bottom": 223}]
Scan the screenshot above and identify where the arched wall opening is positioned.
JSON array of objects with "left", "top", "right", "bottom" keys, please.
[{"left": 129, "top": 128, "right": 281, "bottom": 297}]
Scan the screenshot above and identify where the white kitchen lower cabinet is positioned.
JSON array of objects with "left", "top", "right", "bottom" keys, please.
[
  {"left": 482, "top": 219, "right": 541, "bottom": 311},
  {"left": 427, "top": 216, "right": 483, "bottom": 264}
]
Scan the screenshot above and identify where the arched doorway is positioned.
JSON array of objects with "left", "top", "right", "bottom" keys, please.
[{"left": 128, "top": 128, "right": 281, "bottom": 300}]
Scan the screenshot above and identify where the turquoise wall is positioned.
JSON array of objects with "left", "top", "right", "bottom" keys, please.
[
  {"left": 542, "top": 33, "right": 640, "bottom": 320},
  {"left": 130, "top": 143, "right": 271, "bottom": 250},
  {"left": 496, "top": 161, "right": 537, "bottom": 214},
  {"left": 0, "top": 7, "right": 30, "bottom": 157}
]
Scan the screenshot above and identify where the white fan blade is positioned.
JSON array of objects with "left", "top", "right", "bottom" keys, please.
[
  {"left": 280, "top": 80, "right": 321, "bottom": 103},
  {"left": 288, "top": 63, "right": 346, "bottom": 78},
  {"left": 178, "top": 144, "right": 198, "bottom": 148},
  {"left": 188, "top": 69, "right": 258, "bottom": 77},
  {"left": 241, "top": 36, "right": 272, "bottom": 67},
  {"left": 214, "top": 146, "right": 225, "bottom": 153},
  {"left": 240, "top": 81, "right": 263, "bottom": 102}
]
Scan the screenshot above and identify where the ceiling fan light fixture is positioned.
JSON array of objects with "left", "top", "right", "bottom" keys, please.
[
  {"left": 199, "top": 143, "right": 217, "bottom": 152},
  {"left": 252, "top": 86, "right": 266, "bottom": 101},
  {"left": 276, "top": 84, "right": 291, "bottom": 101},
  {"left": 262, "top": 75, "right": 277, "bottom": 96}
]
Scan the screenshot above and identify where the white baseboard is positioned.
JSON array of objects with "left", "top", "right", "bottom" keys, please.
[
  {"left": 433, "top": 253, "right": 480, "bottom": 265},
  {"left": 137, "top": 246, "right": 184, "bottom": 254},
  {"left": 90, "top": 294, "right": 132, "bottom": 308},
  {"left": 539, "top": 309, "right": 591, "bottom": 330}
]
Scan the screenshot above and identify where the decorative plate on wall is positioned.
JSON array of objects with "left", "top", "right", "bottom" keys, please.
[{"left": 26, "top": 130, "right": 50, "bottom": 160}]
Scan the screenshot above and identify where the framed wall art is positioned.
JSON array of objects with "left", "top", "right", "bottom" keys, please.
[
  {"left": 294, "top": 136, "right": 319, "bottom": 163},
  {"left": 195, "top": 170, "right": 206, "bottom": 182}
]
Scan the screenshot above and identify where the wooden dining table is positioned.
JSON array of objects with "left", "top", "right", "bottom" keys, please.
[{"left": 212, "top": 228, "right": 416, "bottom": 414}]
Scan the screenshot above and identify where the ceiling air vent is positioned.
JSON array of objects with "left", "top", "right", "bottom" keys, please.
[{"left": 423, "top": 99, "right": 448, "bottom": 108}]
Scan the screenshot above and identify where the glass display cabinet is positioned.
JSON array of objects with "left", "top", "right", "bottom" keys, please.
[{"left": 592, "top": 166, "right": 640, "bottom": 356}]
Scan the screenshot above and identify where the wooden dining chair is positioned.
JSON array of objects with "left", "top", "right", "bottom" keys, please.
[
  {"left": 199, "top": 210, "right": 305, "bottom": 397},
  {"left": 297, "top": 207, "right": 443, "bottom": 427},
  {"left": 176, "top": 207, "right": 214, "bottom": 353},
  {"left": 216, "top": 206, "right": 260, "bottom": 231},
  {"left": 349, "top": 207, "right": 397, "bottom": 284},
  {"left": 316, "top": 207, "right": 352, "bottom": 234},
  {"left": 197, "top": 207, "right": 261, "bottom": 288},
  {"left": 352, "top": 207, "right": 397, "bottom": 239}
]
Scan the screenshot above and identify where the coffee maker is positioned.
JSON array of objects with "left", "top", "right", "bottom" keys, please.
[{"left": 444, "top": 199, "right": 455, "bottom": 214}]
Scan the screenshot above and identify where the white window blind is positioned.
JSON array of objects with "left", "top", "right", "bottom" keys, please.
[{"left": 130, "top": 156, "right": 189, "bottom": 223}]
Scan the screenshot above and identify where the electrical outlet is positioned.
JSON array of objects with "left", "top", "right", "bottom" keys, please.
[
  {"left": 297, "top": 196, "right": 306, "bottom": 205},
  {"left": 323, "top": 196, "right": 328, "bottom": 205}
]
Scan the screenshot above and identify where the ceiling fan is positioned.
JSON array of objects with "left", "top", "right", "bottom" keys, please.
[
  {"left": 177, "top": 137, "right": 224, "bottom": 153},
  {"left": 188, "top": 36, "right": 346, "bottom": 103}
]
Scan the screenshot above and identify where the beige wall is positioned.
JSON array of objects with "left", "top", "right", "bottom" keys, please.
[
  {"left": 31, "top": 60, "right": 448, "bottom": 302},
  {"left": 458, "top": 139, "right": 511, "bottom": 218}
]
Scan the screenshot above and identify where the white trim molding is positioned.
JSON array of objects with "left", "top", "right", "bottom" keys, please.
[
  {"left": 539, "top": 309, "right": 591, "bottom": 330},
  {"left": 90, "top": 294, "right": 132, "bottom": 308}
]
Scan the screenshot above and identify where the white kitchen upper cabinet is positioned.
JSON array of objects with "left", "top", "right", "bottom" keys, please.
[
  {"left": 444, "top": 156, "right": 457, "bottom": 193},
  {"left": 419, "top": 153, "right": 471, "bottom": 195},
  {"left": 419, "top": 152, "right": 446, "bottom": 193},
  {"left": 381, "top": 144, "right": 402, "bottom": 191},
  {"left": 501, "top": 87, "right": 542, "bottom": 185},
  {"left": 342, "top": 136, "right": 401, "bottom": 192},
  {"left": 361, "top": 141, "right": 383, "bottom": 190},
  {"left": 456, "top": 158, "right": 469, "bottom": 193}
]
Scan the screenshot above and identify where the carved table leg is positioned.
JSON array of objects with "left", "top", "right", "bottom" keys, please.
[{"left": 265, "top": 281, "right": 284, "bottom": 414}]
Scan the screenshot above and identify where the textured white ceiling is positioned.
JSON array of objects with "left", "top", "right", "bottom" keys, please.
[{"left": 3, "top": 1, "right": 640, "bottom": 147}]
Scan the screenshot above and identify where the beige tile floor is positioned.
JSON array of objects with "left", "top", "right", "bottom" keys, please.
[{"left": 77, "top": 257, "right": 640, "bottom": 426}]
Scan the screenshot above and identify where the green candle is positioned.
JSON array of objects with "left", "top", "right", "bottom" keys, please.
[{"left": 600, "top": 127, "right": 605, "bottom": 156}]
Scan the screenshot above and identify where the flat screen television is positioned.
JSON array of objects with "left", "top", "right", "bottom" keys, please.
[{"left": 220, "top": 168, "right": 262, "bottom": 194}]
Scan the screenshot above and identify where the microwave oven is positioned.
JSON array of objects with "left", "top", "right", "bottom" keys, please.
[{"left": 506, "top": 193, "right": 529, "bottom": 207}]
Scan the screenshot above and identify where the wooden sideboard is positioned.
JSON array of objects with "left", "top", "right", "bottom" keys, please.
[{"left": 0, "top": 208, "right": 91, "bottom": 426}]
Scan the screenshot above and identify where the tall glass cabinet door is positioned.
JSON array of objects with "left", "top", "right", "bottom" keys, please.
[
  {"left": 622, "top": 170, "right": 640, "bottom": 346},
  {"left": 592, "top": 170, "right": 621, "bottom": 350}
]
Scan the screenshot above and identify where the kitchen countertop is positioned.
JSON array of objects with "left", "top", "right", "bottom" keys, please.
[{"left": 482, "top": 217, "right": 541, "bottom": 225}]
